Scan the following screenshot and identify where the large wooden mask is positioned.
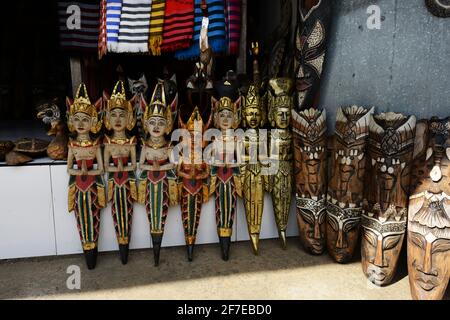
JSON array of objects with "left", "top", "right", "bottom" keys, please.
[
  {"left": 294, "top": 0, "right": 331, "bottom": 110},
  {"left": 362, "top": 112, "right": 416, "bottom": 285},
  {"left": 327, "top": 106, "right": 374, "bottom": 263},
  {"left": 292, "top": 108, "right": 328, "bottom": 254},
  {"left": 408, "top": 118, "right": 450, "bottom": 300}
]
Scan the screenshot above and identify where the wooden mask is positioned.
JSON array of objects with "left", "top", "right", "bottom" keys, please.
[
  {"left": 327, "top": 106, "right": 374, "bottom": 263},
  {"left": 408, "top": 118, "right": 450, "bottom": 300},
  {"left": 294, "top": 0, "right": 332, "bottom": 110},
  {"left": 292, "top": 108, "right": 328, "bottom": 254},
  {"left": 362, "top": 112, "right": 416, "bottom": 286}
]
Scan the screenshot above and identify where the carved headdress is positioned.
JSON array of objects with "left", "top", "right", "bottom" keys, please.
[
  {"left": 142, "top": 80, "right": 178, "bottom": 135},
  {"left": 104, "top": 80, "right": 135, "bottom": 131},
  {"left": 212, "top": 80, "right": 241, "bottom": 129},
  {"left": 66, "top": 83, "right": 103, "bottom": 134},
  {"left": 267, "top": 78, "right": 294, "bottom": 121}
]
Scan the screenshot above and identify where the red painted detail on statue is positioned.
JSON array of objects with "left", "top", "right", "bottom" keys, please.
[
  {"left": 182, "top": 178, "right": 203, "bottom": 195},
  {"left": 217, "top": 166, "right": 234, "bottom": 184},
  {"left": 147, "top": 171, "right": 167, "bottom": 184},
  {"left": 75, "top": 175, "right": 96, "bottom": 192}
]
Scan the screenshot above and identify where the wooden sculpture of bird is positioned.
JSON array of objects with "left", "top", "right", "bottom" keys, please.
[{"left": 36, "top": 98, "right": 68, "bottom": 160}]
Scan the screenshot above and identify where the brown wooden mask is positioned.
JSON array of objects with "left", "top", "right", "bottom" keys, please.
[
  {"left": 362, "top": 112, "right": 416, "bottom": 285},
  {"left": 294, "top": 0, "right": 331, "bottom": 110},
  {"left": 408, "top": 118, "right": 450, "bottom": 300},
  {"left": 292, "top": 108, "right": 327, "bottom": 254},
  {"left": 327, "top": 106, "right": 374, "bottom": 263}
]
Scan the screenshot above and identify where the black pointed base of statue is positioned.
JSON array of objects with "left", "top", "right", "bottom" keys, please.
[
  {"left": 119, "top": 244, "right": 129, "bottom": 265},
  {"left": 84, "top": 248, "right": 98, "bottom": 270},
  {"left": 219, "top": 237, "right": 231, "bottom": 261},
  {"left": 187, "top": 244, "right": 194, "bottom": 262},
  {"left": 151, "top": 234, "right": 163, "bottom": 267}
]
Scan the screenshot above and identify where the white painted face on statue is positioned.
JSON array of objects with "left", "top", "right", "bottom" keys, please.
[
  {"left": 109, "top": 108, "right": 128, "bottom": 132},
  {"left": 71, "top": 112, "right": 93, "bottom": 135},
  {"left": 146, "top": 116, "right": 168, "bottom": 138},
  {"left": 217, "top": 109, "right": 233, "bottom": 130}
]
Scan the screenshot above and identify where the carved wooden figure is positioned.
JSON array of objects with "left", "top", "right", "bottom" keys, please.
[
  {"left": 36, "top": 99, "right": 68, "bottom": 160},
  {"left": 362, "top": 112, "right": 416, "bottom": 286},
  {"left": 408, "top": 118, "right": 450, "bottom": 300},
  {"left": 178, "top": 107, "right": 213, "bottom": 261},
  {"left": 66, "top": 83, "right": 105, "bottom": 270},
  {"left": 292, "top": 108, "right": 327, "bottom": 254},
  {"left": 294, "top": 0, "right": 332, "bottom": 110},
  {"left": 240, "top": 84, "right": 268, "bottom": 255},
  {"left": 138, "top": 81, "right": 178, "bottom": 266},
  {"left": 326, "top": 106, "right": 374, "bottom": 263},
  {"left": 210, "top": 80, "right": 242, "bottom": 261},
  {"left": 103, "top": 80, "right": 138, "bottom": 265},
  {"left": 267, "top": 78, "right": 294, "bottom": 249}
]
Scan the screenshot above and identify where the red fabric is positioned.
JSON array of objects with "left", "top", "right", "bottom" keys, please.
[
  {"left": 160, "top": 0, "right": 195, "bottom": 53},
  {"left": 225, "top": 0, "right": 241, "bottom": 55},
  {"left": 98, "top": 0, "right": 107, "bottom": 59}
]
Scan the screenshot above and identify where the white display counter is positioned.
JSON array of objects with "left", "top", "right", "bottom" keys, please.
[{"left": 0, "top": 163, "right": 299, "bottom": 260}]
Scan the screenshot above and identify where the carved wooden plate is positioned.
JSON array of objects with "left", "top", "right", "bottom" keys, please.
[{"left": 13, "top": 138, "right": 50, "bottom": 157}]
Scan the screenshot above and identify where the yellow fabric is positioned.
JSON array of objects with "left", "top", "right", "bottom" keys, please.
[
  {"left": 68, "top": 184, "right": 76, "bottom": 213},
  {"left": 149, "top": 0, "right": 166, "bottom": 55},
  {"left": 138, "top": 180, "right": 147, "bottom": 205}
]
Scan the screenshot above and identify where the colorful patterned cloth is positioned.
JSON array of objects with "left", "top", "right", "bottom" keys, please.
[
  {"left": 174, "top": 0, "right": 227, "bottom": 60},
  {"left": 98, "top": 0, "right": 107, "bottom": 58},
  {"left": 116, "top": 0, "right": 152, "bottom": 53},
  {"left": 106, "top": 0, "right": 122, "bottom": 52},
  {"left": 148, "top": 0, "right": 166, "bottom": 55},
  {"left": 225, "top": 0, "right": 240, "bottom": 55},
  {"left": 160, "top": 0, "right": 195, "bottom": 53},
  {"left": 58, "top": 0, "right": 100, "bottom": 52}
]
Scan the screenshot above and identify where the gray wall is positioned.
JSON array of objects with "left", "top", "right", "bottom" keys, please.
[{"left": 320, "top": 0, "right": 450, "bottom": 128}]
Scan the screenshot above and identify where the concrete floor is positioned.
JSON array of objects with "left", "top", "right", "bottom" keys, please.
[{"left": 0, "top": 238, "right": 445, "bottom": 300}]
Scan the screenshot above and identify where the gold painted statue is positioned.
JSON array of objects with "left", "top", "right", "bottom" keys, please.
[
  {"left": 240, "top": 84, "right": 268, "bottom": 255},
  {"left": 266, "top": 78, "right": 294, "bottom": 249},
  {"left": 66, "top": 83, "right": 105, "bottom": 270},
  {"left": 103, "top": 80, "right": 138, "bottom": 265},
  {"left": 138, "top": 80, "right": 178, "bottom": 266}
]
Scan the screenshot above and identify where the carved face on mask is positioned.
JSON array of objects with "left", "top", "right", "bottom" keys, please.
[
  {"left": 292, "top": 108, "right": 327, "bottom": 254},
  {"left": 408, "top": 118, "right": 450, "bottom": 300},
  {"left": 327, "top": 106, "right": 374, "bottom": 263},
  {"left": 362, "top": 112, "right": 416, "bottom": 285},
  {"left": 294, "top": 0, "right": 331, "bottom": 110}
]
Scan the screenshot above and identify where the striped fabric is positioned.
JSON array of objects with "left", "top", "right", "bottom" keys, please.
[
  {"left": 98, "top": 0, "right": 107, "bottom": 58},
  {"left": 160, "top": 0, "right": 195, "bottom": 53},
  {"left": 174, "top": 0, "right": 227, "bottom": 60},
  {"left": 58, "top": 1, "right": 100, "bottom": 52},
  {"left": 106, "top": 0, "right": 122, "bottom": 52},
  {"left": 225, "top": 0, "right": 240, "bottom": 55},
  {"left": 148, "top": 0, "right": 165, "bottom": 56},
  {"left": 116, "top": 0, "right": 152, "bottom": 53}
]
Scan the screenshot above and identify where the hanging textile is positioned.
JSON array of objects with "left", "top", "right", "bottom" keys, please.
[
  {"left": 98, "top": 0, "right": 107, "bottom": 58},
  {"left": 116, "top": 0, "right": 152, "bottom": 53},
  {"left": 174, "top": 0, "right": 227, "bottom": 60},
  {"left": 224, "top": 0, "right": 240, "bottom": 55},
  {"left": 58, "top": 0, "right": 100, "bottom": 52},
  {"left": 106, "top": 0, "right": 122, "bottom": 52},
  {"left": 160, "top": 0, "right": 195, "bottom": 53},
  {"left": 148, "top": 0, "right": 166, "bottom": 55}
]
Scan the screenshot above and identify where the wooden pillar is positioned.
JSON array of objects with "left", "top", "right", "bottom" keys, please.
[
  {"left": 69, "top": 57, "right": 82, "bottom": 96},
  {"left": 236, "top": 0, "right": 247, "bottom": 74}
]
